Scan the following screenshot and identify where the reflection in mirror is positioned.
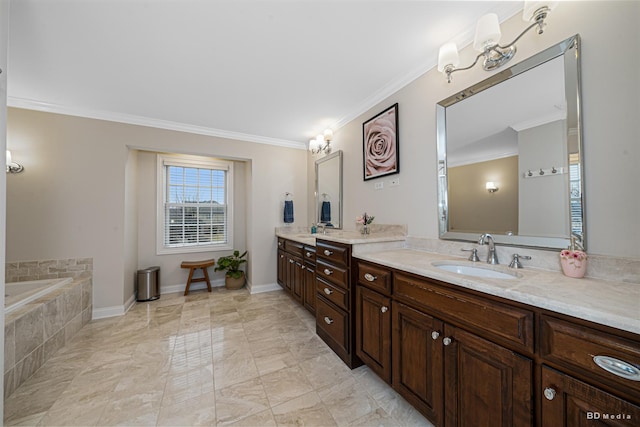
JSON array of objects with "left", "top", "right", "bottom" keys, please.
[
  {"left": 315, "top": 150, "right": 343, "bottom": 229},
  {"left": 437, "top": 35, "right": 584, "bottom": 250}
]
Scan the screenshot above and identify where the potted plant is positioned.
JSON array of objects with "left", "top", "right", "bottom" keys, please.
[{"left": 214, "top": 250, "right": 247, "bottom": 289}]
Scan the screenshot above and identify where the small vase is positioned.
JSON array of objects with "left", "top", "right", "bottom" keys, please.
[
  {"left": 560, "top": 257, "right": 587, "bottom": 278},
  {"left": 361, "top": 224, "right": 370, "bottom": 235}
]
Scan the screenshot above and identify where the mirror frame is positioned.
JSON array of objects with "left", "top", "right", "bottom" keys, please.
[
  {"left": 436, "top": 34, "right": 584, "bottom": 250},
  {"left": 315, "top": 150, "right": 343, "bottom": 229}
]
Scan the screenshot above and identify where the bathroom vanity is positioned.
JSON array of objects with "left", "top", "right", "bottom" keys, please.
[
  {"left": 276, "top": 228, "right": 640, "bottom": 426},
  {"left": 354, "top": 250, "right": 640, "bottom": 427}
]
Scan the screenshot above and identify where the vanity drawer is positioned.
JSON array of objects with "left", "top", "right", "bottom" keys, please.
[
  {"left": 316, "top": 240, "right": 350, "bottom": 267},
  {"left": 357, "top": 261, "right": 391, "bottom": 295},
  {"left": 540, "top": 315, "right": 640, "bottom": 398},
  {"left": 316, "top": 277, "right": 348, "bottom": 311},
  {"left": 316, "top": 296, "right": 349, "bottom": 356},
  {"left": 316, "top": 259, "right": 349, "bottom": 289},
  {"left": 303, "top": 246, "right": 316, "bottom": 263},
  {"left": 284, "top": 239, "right": 304, "bottom": 257},
  {"left": 394, "top": 272, "right": 534, "bottom": 352}
]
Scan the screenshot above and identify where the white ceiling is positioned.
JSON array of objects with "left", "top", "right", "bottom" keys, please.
[{"left": 7, "top": 0, "right": 523, "bottom": 149}]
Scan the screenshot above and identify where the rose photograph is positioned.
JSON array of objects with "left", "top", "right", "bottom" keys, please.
[{"left": 363, "top": 103, "right": 399, "bottom": 180}]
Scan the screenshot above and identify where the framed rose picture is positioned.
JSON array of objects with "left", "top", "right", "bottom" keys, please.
[{"left": 362, "top": 103, "right": 399, "bottom": 181}]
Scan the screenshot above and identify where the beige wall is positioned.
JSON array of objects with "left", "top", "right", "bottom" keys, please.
[
  {"left": 314, "top": 1, "right": 640, "bottom": 258},
  {"left": 6, "top": 109, "right": 308, "bottom": 310}
]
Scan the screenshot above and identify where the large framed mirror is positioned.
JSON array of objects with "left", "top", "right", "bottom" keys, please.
[
  {"left": 436, "top": 34, "right": 584, "bottom": 250},
  {"left": 315, "top": 150, "right": 343, "bottom": 229}
]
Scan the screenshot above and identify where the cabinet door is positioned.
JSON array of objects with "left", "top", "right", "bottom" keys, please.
[
  {"left": 302, "top": 261, "right": 316, "bottom": 315},
  {"left": 277, "top": 249, "right": 286, "bottom": 288},
  {"left": 540, "top": 366, "right": 640, "bottom": 427},
  {"left": 392, "top": 301, "right": 444, "bottom": 425},
  {"left": 289, "top": 256, "right": 303, "bottom": 303},
  {"left": 443, "top": 324, "right": 533, "bottom": 427},
  {"left": 356, "top": 285, "right": 392, "bottom": 383}
]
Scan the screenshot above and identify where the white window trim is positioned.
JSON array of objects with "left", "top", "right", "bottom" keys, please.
[{"left": 156, "top": 154, "right": 234, "bottom": 255}]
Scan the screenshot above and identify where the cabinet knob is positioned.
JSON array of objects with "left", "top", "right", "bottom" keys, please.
[
  {"left": 324, "top": 316, "right": 334, "bottom": 325},
  {"left": 301, "top": 265, "right": 306, "bottom": 270},
  {"left": 306, "top": 252, "right": 312, "bottom": 257},
  {"left": 280, "top": 254, "right": 284, "bottom": 259},
  {"left": 278, "top": 242, "right": 282, "bottom": 246},
  {"left": 323, "top": 268, "right": 333, "bottom": 275},
  {"left": 324, "top": 250, "right": 333, "bottom": 256},
  {"left": 443, "top": 337, "right": 453, "bottom": 346},
  {"left": 543, "top": 387, "right": 557, "bottom": 401},
  {"left": 431, "top": 331, "right": 440, "bottom": 340},
  {"left": 381, "top": 306, "right": 388, "bottom": 313},
  {"left": 364, "top": 273, "right": 377, "bottom": 282},
  {"left": 323, "top": 288, "right": 333, "bottom": 295},
  {"left": 289, "top": 259, "right": 294, "bottom": 264}
]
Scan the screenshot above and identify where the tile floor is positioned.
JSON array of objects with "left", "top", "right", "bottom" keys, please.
[{"left": 4, "top": 287, "right": 433, "bottom": 426}]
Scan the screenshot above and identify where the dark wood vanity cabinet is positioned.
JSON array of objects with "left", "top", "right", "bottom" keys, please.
[
  {"left": 277, "top": 237, "right": 315, "bottom": 314},
  {"left": 315, "top": 239, "right": 361, "bottom": 368},
  {"left": 355, "top": 261, "right": 393, "bottom": 383},
  {"left": 354, "top": 259, "right": 640, "bottom": 426}
]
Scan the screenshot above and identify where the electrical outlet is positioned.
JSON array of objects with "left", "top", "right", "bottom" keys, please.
[
  {"left": 374, "top": 182, "right": 384, "bottom": 190},
  {"left": 390, "top": 178, "right": 400, "bottom": 187}
]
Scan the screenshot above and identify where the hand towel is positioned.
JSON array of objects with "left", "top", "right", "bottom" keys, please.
[
  {"left": 283, "top": 200, "right": 294, "bottom": 223},
  {"left": 321, "top": 201, "right": 331, "bottom": 222}
]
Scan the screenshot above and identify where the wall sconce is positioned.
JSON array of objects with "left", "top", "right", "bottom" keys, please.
[
  {"left": 309, "top": 129, "right": 333, "bottom": 155},
  {"left": 486, "top": 182, "right": 499, "bottom": 193},
  {"left": 6, "top": 150, "right": 24, "bottom": 173},
  {"left": 437, "top": 1, "right": 556, "bottom": 83}
]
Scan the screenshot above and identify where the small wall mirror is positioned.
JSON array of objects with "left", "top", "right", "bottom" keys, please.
[
  {"left": 436, "top": 34, "right": 584, "bottom": 250},
  {"left": 315, "top": 150, "right": 343, "bottom": 229}
]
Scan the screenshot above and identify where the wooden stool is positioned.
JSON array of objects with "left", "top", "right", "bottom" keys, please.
[{"left": 180, "top": 259, "right": 215, "bottom": 296}]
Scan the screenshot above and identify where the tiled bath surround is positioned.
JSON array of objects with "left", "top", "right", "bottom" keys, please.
[
  {"left": 4, "top": 258, "right": 93, "bottom": 398},
  {"left": 5, "top": 257, "right": 93, "bottom": 283}
]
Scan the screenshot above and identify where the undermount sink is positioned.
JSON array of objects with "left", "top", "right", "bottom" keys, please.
[{"left": 432, "top": 262, "right": 518, "bottom": 279}]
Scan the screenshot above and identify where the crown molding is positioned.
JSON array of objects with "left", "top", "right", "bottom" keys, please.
[
  {"left": 333, "top": 3, "right": 522, "bottom": 131},
  {"left": 7, "top": 97, "right": 307, "bottom": 150}
]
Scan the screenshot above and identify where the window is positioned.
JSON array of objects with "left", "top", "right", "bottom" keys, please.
[{"left": 157, "top": 154, "right": 233, "bottom": 254}]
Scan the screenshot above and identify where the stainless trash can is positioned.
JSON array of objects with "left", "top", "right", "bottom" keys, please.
[{"left": 137, "top": 266, "right": 160, "bottom": 301}]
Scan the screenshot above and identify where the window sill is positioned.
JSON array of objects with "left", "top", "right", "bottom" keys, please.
[{"left": 156, "top": 244, "right": 233, "bottom": 256}]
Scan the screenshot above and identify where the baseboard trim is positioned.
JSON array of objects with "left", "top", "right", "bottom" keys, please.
[
  {"left": 249, "top": 282, "right": 282, "bottom": 294},
  {"left": 160, "top": 279, "right": 225, "bottom": 296}
]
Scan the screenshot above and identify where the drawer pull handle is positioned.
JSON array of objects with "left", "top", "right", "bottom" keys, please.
[
  {"left": 431, "top": 331, "right": 440, "bottom": 340},
  {"left": 323, "top": 288, "right": 333, "bottom": 295},
  {"left": 324, "top": 250, "right": 333, "bottom": 256},
  {"left": 593, "top": 356, "right": 640, "bottom": 381},
  {"left": 543, "top": 387, "right": 557, "bottom": 401},
  {"left": 443, "top": 337, "right": 453, "bottom": 346},
  {"left": 324, "top": 316, "right": 334, "bottom": 325},
  {"left": 364, "top": 273, "right": 377, "bottom": 282},
  {"left": 323, "top": 268, "right": 333, "bottom": 275},
  {"left": 380, "top": 306, "right": 388, "bottom": 313}
]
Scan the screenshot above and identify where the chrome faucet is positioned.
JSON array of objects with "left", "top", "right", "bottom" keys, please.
[
  {"left": 317, "top": 223, "right": 326, "bottom": 234},
  {"left": 478, "top": 233, "right": 499, "bottom": 265}
]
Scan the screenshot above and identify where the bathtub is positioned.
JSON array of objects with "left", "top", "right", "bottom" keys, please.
[{"left": 5, "top": 277, "right": 73, "bottom": 314}]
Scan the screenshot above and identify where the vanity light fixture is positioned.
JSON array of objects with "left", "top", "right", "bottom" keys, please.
[
  {"left": 437, "top": 1, "right": 557, "bottom": 83},
  {"left": 6, "top": 150, "right": 24, "bottom": 174},
  {"left": 309, "top": 129, "right": 333, "bottom": 155},
  {"left": 486, "top": 182, "right": 499, "bottom": 193}
]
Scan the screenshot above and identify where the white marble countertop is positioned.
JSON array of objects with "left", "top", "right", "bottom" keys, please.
[
  {"left": 275, "top": 229, "right": 407, "bottom": 246},
  {"left": 353, "top": 248, "right": 640, "bottom": 335}
]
